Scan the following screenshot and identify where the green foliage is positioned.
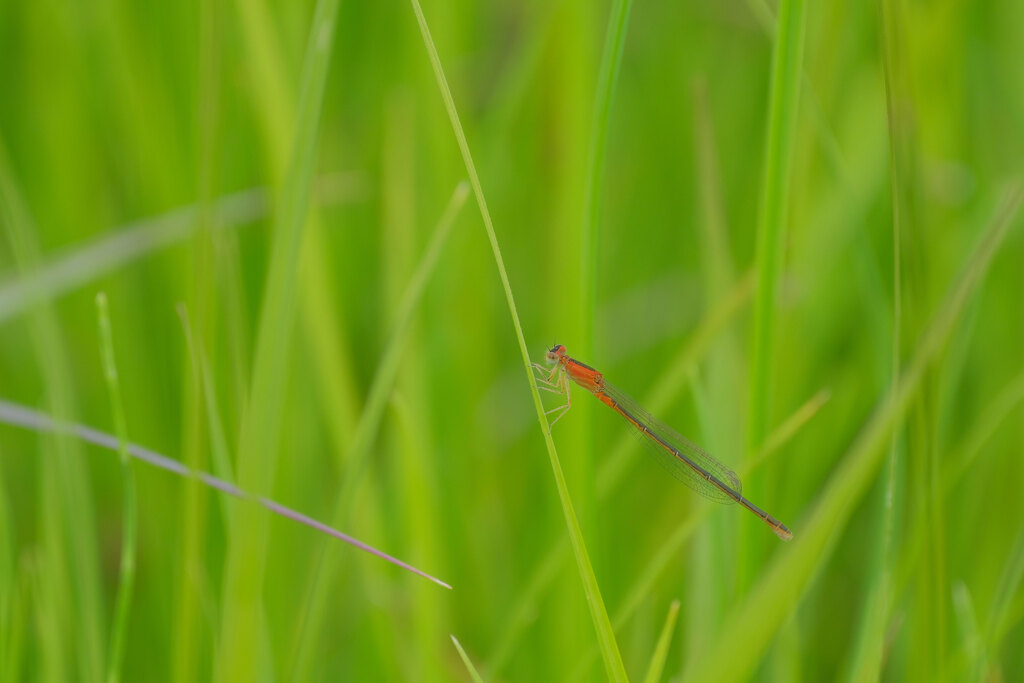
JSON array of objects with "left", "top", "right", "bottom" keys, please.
[
  {"left": 642, "top": 599, "right": 679, "bottom": 683},
  {"left": 95, "top": 292, "right": 138, "bottom": 683},
  {"left": 1, "top": 1, "right": 1023, "bottom": 681},
  {"left": 451, "top": 635, "right": 486, "bottom": 683}
]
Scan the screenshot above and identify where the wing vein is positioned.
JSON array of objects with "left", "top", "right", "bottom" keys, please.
[{"left": 600, "top": 381, "right": 742, "bottom": 504}]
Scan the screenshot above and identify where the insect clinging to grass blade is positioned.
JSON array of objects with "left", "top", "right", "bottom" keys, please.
[{"left": 533, "top": 344, "right": 793, "bottom": 541}]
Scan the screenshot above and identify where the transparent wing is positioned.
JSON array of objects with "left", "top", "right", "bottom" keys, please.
[{"left": 601, "top": 381, "right": 742, "bottom": 505}]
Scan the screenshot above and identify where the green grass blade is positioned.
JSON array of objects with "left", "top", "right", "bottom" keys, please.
[
  {"left": 232, "top": 0, "right": 364, "bottom": 469},
  {"left": 4, "top": 566, "right": 27, "bottom": 683},
  {"left": 748, "top": 0, "right": 806, "bottom": 451},
  {"left": 941, "top": 369, "right": 1024, "bottom": 492},
  {"left": 877, "top": 0, "right": 949, "bottom": 674},
  {"left": 178, "top": 302, "right": 290, "bottom": 681},
  {"left": 177, "top": 304, "right": 238, "bottom": 517},
  {"left": 747, "top": 389, "right": 831, "bottom": 474},
  {"left": 381, "top": 95, "right": 451, "bottom": 676},
  {"left": 451, "top": 635, "right": 486, "bottom": 683},
  {"left": 951, "top": 581, "right": 988, "bottom": 681},
  {"left": 214, "top": 0, "right": 340, "bottom": 678},
  {"left": 29, "top": 549, "right": 67, "bottom": 683},
  {"left": 581, "top": 0, "right": 632, "bottom": 352},
  {"left": 692, "top": 79, "right": 737, "bottom": 294},
  {"left": 596, "top": 271, "right": 754, "bottom": 497},
  {"left": 408, "top": 2, "right": 629, "bottom": 679},
  {"left": 747, "top": 0, "right": 852, "bottom": 186},
  {"left": 893, "top": 368, "right": 1024, "bottom": 621},
  {"left": 407, "top": 0, "right": 532, "bottom": 355},
  {"left": 288, "top": 183, "right": 467, "bottom": 682},
  {"left": 743, "top": 0, "right": 806, "bottom": 600},
  {"left": 744, "top": 0, "right": 776, "bottom": 33},
  {"left": 569, "top": 386, "right": 829, "bottom": 680},
  {"left": 0, "top": 175, "right": 364, "bottom": 326},
  {"left": 487, "top": 274, "right": 755, "bottom": 678},
  {"left": 846, "top": 0, "right": 908, "bottom": 676},
  {"left": 642, "top": 600, "right": 680, "bottom": 683},
  {"left": 299, "top": 231, "right": 363, "bottom": 456},
  {"left": 94, "top": 293, "right": 138, "bottom": 683},
  {"left": 0, "top": 473, "right": 24, "bottom": 683},
  {"left": 985, "top": 526, "right": 1024, "bottom": 655},
  {"left": 334, "top": 181, "right": 469, "bottom": 518},
  {"left": 0, "top": 398, "right": 452, "bottom": 591},
  {"left": 0, "top": 141, "right": 105, "bottom": 683},
  {"left": 172, "top": 301, "right": 212, "bottom": 683},
  {"left": 681, "top": 187, "right": 1023, "bottom": 683},
  {"left": 483, "top": 536, "right": 567, "bottom": 677},
  {"left": 390, "top": 391, "right": 447, "bottom": 674}
]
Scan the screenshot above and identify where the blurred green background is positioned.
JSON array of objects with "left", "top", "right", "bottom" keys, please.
[{"left": 1, "top": 0, "right": 1023, "bottom": 681}]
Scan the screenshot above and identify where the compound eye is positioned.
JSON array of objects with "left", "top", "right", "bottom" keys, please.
[{"left": 545, "top": 344, "right": 565, "bottom": 364}]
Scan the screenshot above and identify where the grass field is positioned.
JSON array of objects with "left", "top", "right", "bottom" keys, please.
[{"left": 2, "top": 0, "right": 1023, "bottom": 681}]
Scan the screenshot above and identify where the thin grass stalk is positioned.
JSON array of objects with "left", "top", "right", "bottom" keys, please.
[
  {"left": 582, "top": 0, "right": 632, "bottom": 304},
  {"left": 178, "top": 303, "right": 287, "bottom": 677},
  {"left": 333, "top": 185, "right": 469, "bottom": 517},
  {"left": 0, "top": 475, "right": 25, "bottom": 682},
  {"left": 0, "top": 142, "right": 105, "bottom": 683},
  {"left": 384, "top": 95, "right": 450, "bottom": 675},
  {"left": 890, "top": 368, "right": 1024, "bottom": 629},
  {"left": 0, "top": 173, "right": 365, "bottom": 325},
  {"left": 174, "top": 314, "right": 207, "bottom": 683},
  {"left": 642, "top": 600, "right": 680, "bottom": 683},
  {"left": 487, "top": 274, "right": 753, "bottom": 678},
  {"left": 233, "top": 0, "right": 364, "bottom": 463},
  {"left": 681, "top": 187, "right": 1022, "bottom": 683},
  {"left": 846, "top": 0, "right": 906, "bottom": 677},
  {"left": 690, "top": 75, "right": 746, "bottom": 669},
  {"left": 0, "top": 399, "right": 451, "bottom": 592},
  {"left": 173, "top": 293, "right": 208, "bottom": 683},
  {"left": 940, "top": 370, "right": 1024, "bottom": 491},
  {"left": 288, "top": 184, "right": 468, "bottom": 682},
  {"left": 746, "top": 0, "right": 851, "bottom": 186},
  {"left": 176, "top": 305, "right": 237, "bottom": 523},
  {"left": 743, "top": 0, "right": 806, "bottom": 596},
  {"left": 408, "top": 1, "right": 628, "bottom": 679},
  {"left": 885, "top": 0, "right": 948, "bottom": 672},
  {"left": 984, "top": 526, "right": 1024, "bottom": 655},
  {"left": 214, "top": 0, "right": 340, "bottom": 677},
  {"left": 94, "top": 294, "right": 138, "bottom": 683},
  {"left": 951, "top": 582, "right": 987, "bottom": 680},
  {"left": 569, "top": 387, "right": 829, "bottom": 681},
  {"left": 392, "top": 393, "right": 447, "bottom": 673},
  {"left": 692, "top": 79, "right": 737, "bottom": 294},
  {"left": 748, "top": 0, "right": 806, "bottom": 453},
  {"left": 451, "top": 635, "right": 486, "bottom": 683},
  {"left": 577, "top": 0, "right": 633, "bottom": 536},
  {"left": 596, "top": 272, "right": 754, "bottom": 497},
  {"left": 173, "top": 4, "right": 221, "bottom": 676},
  {"left": 30, "top": 550, "right": 67, "bottom": 683}
]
